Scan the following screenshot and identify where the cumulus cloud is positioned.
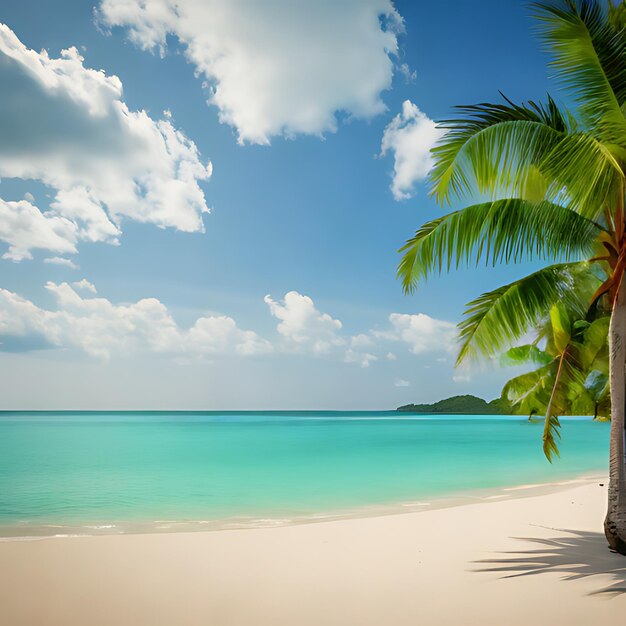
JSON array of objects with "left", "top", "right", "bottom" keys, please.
[
  {"left": 264, "top": 292, "right": 405, "bottom": 370},
  {"left": 344, "top": 349, "right": 378, "bottom": 368},
  {"left": 0, "top": 279, "right": 464, "bottom": 371},
  {"left": 98, "top": 0, "right": 404, "bottom": 144},
  {"left": 380, "top": 100, "right": 443, "bottom": 200},
  {"left": 0, "top": 284, "right": 357, "bottom": 363},
  {"left": 394, "top": 378, "right": 410, "bottom": 387},
  {"left": 0, "top": 282, "right": 271, "bottom": 359},
  {"left": 72, "top": 279, "right": 97, "bottom": 293},
  {"left": 188, "top": 316, "right": 271, "bottom": 357},
  {"left": 376, "top": 312, "right": 457, "bottom": 354},
  {"left": 0, "top": 198, "right": 77, "bottom": 261},
  {"left": 0, "top": 24, "right": 212, "bottom": 261},
  {"left": 351, "top": 333, "right": 374, "bottom": 348},
  {"left": 43, "top": 257, "right": 79, "bottom": 269},
  {"left": 262, "top": 292, "right": 458, "bottom": 365},
  {"left": 262, "top": 292, "right": 459, "bottom": 367},
  {"left": 264, "top": 291, "right": 345, "bottom": 354}
]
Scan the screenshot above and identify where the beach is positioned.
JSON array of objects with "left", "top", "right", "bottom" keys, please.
[
  {"left": 2, "top": 0, "right": 626, "bottom": 623},
  {"left": 1, "top": 478, "right": 625, "bottom": 626}
]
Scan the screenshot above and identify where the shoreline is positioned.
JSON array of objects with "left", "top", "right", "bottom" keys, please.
[
  {"left": 0, "top": 472, "right": 607, "bottom": 541},
  {"left": 1, "top": 476, "right": 624, "bottom": 626}
]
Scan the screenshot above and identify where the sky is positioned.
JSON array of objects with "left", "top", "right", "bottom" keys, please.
[{"left": 0, "top": 0, "right": 556, "bottom": 410}]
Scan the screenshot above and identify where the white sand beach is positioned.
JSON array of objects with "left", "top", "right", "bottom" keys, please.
[{"left": 1, "top": 479, "right": 625, "bottom": 625}]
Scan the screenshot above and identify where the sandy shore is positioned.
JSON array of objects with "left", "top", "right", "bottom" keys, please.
[{"left": 1, "top": 479, "right": 625, "bottom": 625}]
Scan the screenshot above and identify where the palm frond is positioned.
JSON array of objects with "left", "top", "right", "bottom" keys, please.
[
  {"left": 543, "top": 412, "right": 563, "bottom": 461},
  {"left": 456, "top": 262, "right": 599, "bottom": 363},
  {"left": 570, "top": 386, "right": 597, "bottom": 415},
  {"left": 502, "top": 362, "right": 556, "bottom": 414},
  {"left": 542, "top": 345, "right": 571, "bottom": 462},
  {"left": 500, "top": 344, "right": 553, "bottom": 366},
  {"left": 609, "top": 2, "right": 626, "bottom": 33},
  {"left": 542, "top": 341, "right": 594, "bottom": 460},
  {"left": 532, "top": 0, "right": 626, "bottom": 144},
  {"left": 577, "top": 316, "right": 610, "bottom": 369},
  {"left": 398, "top": 199, "right": 600, "bottom": 293},
  {"left": 549, "top": 302, "right": 572, "bottom": 352},
  {"left": 585, "top": 369, "right": 610, "bottom": 398},
  {"left": 540, "top": 132, "right": 624, "bottom": 218},
  {"left": 430, "top": 98, "right": 569, "bottom": 203}
]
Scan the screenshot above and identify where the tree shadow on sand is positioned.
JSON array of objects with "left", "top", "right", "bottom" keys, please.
[{"left": 472, "top": 529, "right": 626, "bottom": 597}]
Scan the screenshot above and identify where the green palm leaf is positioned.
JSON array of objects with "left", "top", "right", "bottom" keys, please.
[
  {"left": 532, "top": 0, "right": 626, "bottom": 144},
  {"left": 577, "top": 316, "right": 610, "bottom": 369},
  {"left": 431, "top": 115, "right": 566, "bottom": 203},
  {"left": 500, "top": 344, "right": 553, "bottom": 366},
  {"left": 456, "top": 262, "right": 599, "bottom": 363},
  {"left": 543, "top": 412, "right": 563, "bottom": 461},
  {"left": 501, "top": 300, "right": 609, "bottom": 460},
  {"left": 540, "top": 132, "right": 624, "bottom": 218},
  {"left": 542, "top": 344, "right": 591, "bottom": 460},
  {"left": 398, "top": 199, "right": 600, "bottom": 294},
  {"left": 502, "top": 363, "right": 556, "bottom": 415},
  {"left": 570, "top": 386, "right": 598, "bottom": 415}
]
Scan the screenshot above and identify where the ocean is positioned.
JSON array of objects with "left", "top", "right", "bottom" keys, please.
[{"left": 0, "top": 411, "right": 610, "bottom": 536}]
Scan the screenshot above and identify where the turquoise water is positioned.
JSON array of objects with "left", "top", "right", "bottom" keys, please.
[{"left": 0, "top": 412, "right": 610, "bottom": 535}]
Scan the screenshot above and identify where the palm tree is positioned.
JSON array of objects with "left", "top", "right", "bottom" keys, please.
[{"left": 397, "top": 0, "right": 626, "bottom": 553}]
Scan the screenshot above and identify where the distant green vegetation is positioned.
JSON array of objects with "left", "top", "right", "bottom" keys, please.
[{"left": 397, "top": 394, "right": 508, "bottom": 415}]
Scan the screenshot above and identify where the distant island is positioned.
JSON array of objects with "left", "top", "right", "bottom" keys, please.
[{"left": 397, "top": 394, "right": 508, "bottom": 415}]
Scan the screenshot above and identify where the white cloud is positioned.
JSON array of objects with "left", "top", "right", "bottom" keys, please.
[
  {"left": 344, "top": 349, "right": 377, "bottom": 368},
  {"left": 0, "top": 282, "right": 270, "bottom": 359},
  {"left": 187, "top": 316, "right": 271, "bottom": 357},
  {"left": 394, "top": 378, "right": 410, "bottom": 387},
  {"left": 398, "top": 63, "right": 416, "bottom": 83},
  {"left": 0, "top": 281, "right": 464, "bottom": 372},
  {"left": 377, "top": 312, "right": 457, "bottom": 355},
  {"left": 264, "top": 291, "right": 345, "bottom": 355},
  {"left": 262, "top": 296, "right": 458, "bottom": 364},
  {"left": 351, "top": 333, "right": 374, "bottom": 348},
  {"left": 49, "top": 188, "right": 120, "bottom": 244},
  {"left": 98, "top": 0, "right": 404, "bottom": 144},
  {"left": 0, "top": 24, "right": 212, "bottom": 261},
  {"left": 72, "top": 279, "right": 97, "bottom": 293},
  {"left": 0, "top": 198, "right": 77, "bottom": 261},
  {"left": 43, "top": 257, "right": 79, "bottom": 269},
  {"left": 380, "top": 100, "right": 443, "bottom": 200},
  {"left": 262, "top": 293, "right": 458, "bottom": 368}
]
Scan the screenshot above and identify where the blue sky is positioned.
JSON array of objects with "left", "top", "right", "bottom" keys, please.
[{"left": 0, "top": 0, "right": 556, "bottom": 409}]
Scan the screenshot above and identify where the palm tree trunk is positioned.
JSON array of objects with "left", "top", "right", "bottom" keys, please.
[{"left": 604, "top": 276, "right": 626, "bottom": 554}]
